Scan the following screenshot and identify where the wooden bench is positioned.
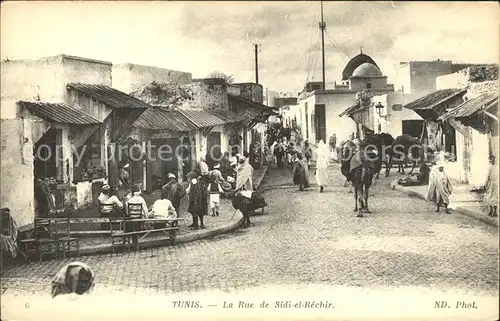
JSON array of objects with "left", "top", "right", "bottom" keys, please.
[
  {"left": 109, "top": 216, "right": 183, "bottom": 253},
  {"left": 18, "top": 217, "right": 118, "bottom": 261},
  {"left": 18, "top": 218, "right": 80, "bottom": 262}
]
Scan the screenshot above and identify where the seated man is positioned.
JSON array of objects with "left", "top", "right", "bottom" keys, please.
[
  {"left": 149, "top": 194, "right": 177, "bottom": 219},
  {"left": 1, "top": 208, "right": 18, "bottom": 268},
  {"left": 398, "top": 163, "right": 431, "bottom": 186},
  {"left": 51, "top": 261, "right": 95, "bottom": 298},
  {"left": 126, "top": 186, "right": 149, "bottom": 218},
  {"left": 97, "top": 185, "right": 124, "bottom": 217},
  {"left": 417, "top": 163, "right": 431, "bottom": 185}
]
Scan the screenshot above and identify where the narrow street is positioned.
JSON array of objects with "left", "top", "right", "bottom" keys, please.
[{"left": 1, "top": 163, "right": 498, "bottom": 320}]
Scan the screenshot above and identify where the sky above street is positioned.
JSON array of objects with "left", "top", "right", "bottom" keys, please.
[{"left": 1, "top": 1, "right": 498, "bottom": 94}]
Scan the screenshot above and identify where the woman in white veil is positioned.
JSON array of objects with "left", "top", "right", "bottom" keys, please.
[{"left": 315, "top": 140, "right": 330, "bottom": 193}]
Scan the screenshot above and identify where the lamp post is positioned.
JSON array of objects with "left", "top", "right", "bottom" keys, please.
[
  {"left": 375, "top": 102, "right": 384, "bottom": 133},
  {"left": 375, "top": 102, "right": 384, "bottom": 116}
]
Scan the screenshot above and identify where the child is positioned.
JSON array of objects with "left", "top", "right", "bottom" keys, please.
[{"left": 207, "top": 171, "right": 223, "bottom": 216}]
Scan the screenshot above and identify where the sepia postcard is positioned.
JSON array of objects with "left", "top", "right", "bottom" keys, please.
[{"left": 0, "top": 1, "right": 498, "bottom": 320}]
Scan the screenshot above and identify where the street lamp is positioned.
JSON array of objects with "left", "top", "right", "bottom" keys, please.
[
  {"left": 375, "top": 102, "right": 384, "bottom": 133},
  {"left": 375, "top": 102, "right": 384, "bottom": 116}
]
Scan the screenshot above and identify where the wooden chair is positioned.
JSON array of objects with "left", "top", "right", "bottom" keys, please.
[
  {"left": 109, "top": 217, "right": 130, "bottom": 254},
  {"left": 127, "top": 203, "right": 143, "bottom": 219},
  {"left": 33, "top": 218, "right": 59, "bottom": 262},
  {"left": 126, "top": 203, "right": 144, "bottom": 250},
  {"left": 54, "top": 218, "right": 80, "bottom": 258},
  {"left": 100, "top": 203, "right": 116, "bottom": 230}
]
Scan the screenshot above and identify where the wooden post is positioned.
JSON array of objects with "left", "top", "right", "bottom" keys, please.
[
  {"left": 145, "top": 140, "right": 153, "bottom": 194},
  {"left": 107, "top": 142, "right": 119, "bottom": 190}
]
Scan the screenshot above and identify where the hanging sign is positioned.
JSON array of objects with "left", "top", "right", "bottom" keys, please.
[{"left": 392, "top": 104, "right": 403, "bottom": 111}]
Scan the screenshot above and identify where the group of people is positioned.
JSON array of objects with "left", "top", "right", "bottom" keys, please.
[
  {"left": 426, "top": 153, "right": 498, "bottom": 217},
  {"left": 97, "top": 181, "right": 178, "bottom": 220},
  {"left": 271, "top": 138, "right": 312, "bottom": 169},
  {"left": 182, "top": 153, "right": 255, "bottom": 228},
  {"left": 271, "top": 138, "right": 330, "bottom": 193},
  {"left": 96, "top": 151, "right": 256, "bottom": 230}
]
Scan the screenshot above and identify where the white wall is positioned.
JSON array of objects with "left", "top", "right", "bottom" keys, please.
[
  {"left": 112, "top": 63, "right": 192, "bottom": 94},
  {"left": 396, "top": 63, "right": 412, "bottom": 94},
  {"left": 371, "top": 93, "right": 426, "bottom": 137},
  {"left": 297, "top": 91, "right": 358, "bottom": 144},
  {"left": 469, "top": 130, "right": 490, "bottom": 186},
  {"left": 436, "top": 71, "right": 469, "bottom": 90},
  {"left": 316, "top": 92, "right": 358, "bottom": 143},
  {"left": 0, "top": 119, "right": 35, "bottom": 228},
  {"left": 1, "top": 56, "right": 64, "bottom": 118}
]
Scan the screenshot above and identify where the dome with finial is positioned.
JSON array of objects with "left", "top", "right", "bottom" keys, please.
[
  {"left": 351, "top": 62, "right": 383, "bottom": 78},
  {"left": 341, "top": 48, "right": 379, "bottom": 80}
]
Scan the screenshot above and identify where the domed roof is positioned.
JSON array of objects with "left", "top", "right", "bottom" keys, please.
[
  {"left": 341, "top": 53, "right": 379, "bottom": 80},
  {"left": 351, "top": 63, "right": 383, "bottom": 78}
]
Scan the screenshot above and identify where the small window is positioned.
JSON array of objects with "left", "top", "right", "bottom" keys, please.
[{"left": 366, "top": 83, "right": 372, "bottom": 89}]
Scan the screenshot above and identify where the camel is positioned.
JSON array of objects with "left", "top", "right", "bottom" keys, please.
[
  {"left": 363, "top": 133, "right": 395, "bottom": 179},
  {"left": 385, "top": 134, "right": 425, "bottom": 177},
  {"left": 340, "top": 133, "right": 394, "bottom": 185}
]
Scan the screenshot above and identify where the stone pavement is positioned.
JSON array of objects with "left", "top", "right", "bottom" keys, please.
[
  {"left": 2, "top": 163, "right": 497, "bottom": 302},
  {"left": 391, "top": 180, "right": 499, "bottom": 227}
]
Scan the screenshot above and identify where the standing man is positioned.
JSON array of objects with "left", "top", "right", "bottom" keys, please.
[
  {"left": 427, "top": 162, "right": 453, "bottom": 214},
  {"left": 235, "top": 156, "right": 254, "bottom": 191},
  {"left": 484, "top": 154, "right": 498, "bottom": 217},
  {"left": 315, "top": 140, "right": 330, "bottom": 193},
  {"left": 329, "top": 134, "right": 337, "bottom": 152},
  {"left": 161, "top": 173, "right": 186, "bottom": 216},
  {"left": 273, "top": 139, "right": 285, "bottom": 169},
  {"left": 186, "top": 172, "right": 206, "bottom": 229},
  {"left": 35, "top": 178, "right": 55, "bottom": 217},
  {"left": 303, "top": 140, "right": 313, "bottom": 168},
  {"left": 199, "top": 156, "right": 210, "bottom": 186}
]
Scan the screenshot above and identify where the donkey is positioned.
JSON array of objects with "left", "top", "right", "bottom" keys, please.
[{"left": 351, "top": 146, "right": 378, "bottom": 217}]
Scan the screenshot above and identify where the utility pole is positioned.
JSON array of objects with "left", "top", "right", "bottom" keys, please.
[
  {"left": 254, "top": 43, "right": 259, "bottom": 84},
  {"left": 319, "top": 1, "right": 326, "bottom": 90}
]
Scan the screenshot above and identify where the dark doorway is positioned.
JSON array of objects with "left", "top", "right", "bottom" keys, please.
[
  {"left": 442, "top": 122, "right": 456, "bottom": 156},
  {"left": 154, "top": 138, "right": 180, "bottom": 182},
  {"left": 34, "top": 129, "right": 58, "bottom": 180},
  {"left": 402, "top": 120, "right": 425, "bottom": 139},
  {"left": 206, "top": 132, "right": 222, "bottom": 168},
  {"left": 305, "top": 103, "right": 309, "bottom": 141},
  {"left": 314, "top": 104, "right": 326, "bottom": 142}
]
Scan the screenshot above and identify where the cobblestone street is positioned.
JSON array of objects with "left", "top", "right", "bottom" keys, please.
[{"left": 1, "top": 163, "right": 499, "bottom": 320}]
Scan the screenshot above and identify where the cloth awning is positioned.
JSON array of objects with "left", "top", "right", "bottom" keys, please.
[
  {"left": 133, "top": 108, "right": 198, "bottom": 131},
  {"left": 228, "top": 95, "right": 279, "bottom": 114},
  {"left": 18, "top": 101, "right": 101, "bottom": 125},
  {"left": 403, "top": 88, "right": 466, "bottom": 111},
  {"left": 133, "top": 107, "right": 243, "bottom": 131},
  {"left": 66, "top": 83, "right": 151, "bottom": 109},
  {"left": 439, "top": 91, "right": 499, "bottom": 121},
  {"left": 339, "top": 104, "right": 359, "bottom": 117},
  {"left": 228, "top": 95, "right": 277, "bottom": 127},
  {"left": 179, "top": 109, "right": 243, "bottom": 128}
]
